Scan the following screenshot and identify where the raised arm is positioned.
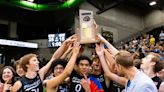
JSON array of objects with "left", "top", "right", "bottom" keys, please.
[
  {"left": 46, "top": 41, "right": 81, "bottom": 91},
  {"left": 104, "top": 49, "right": 116, "bottom": 70},
  {"left": 39, "top": 34, "right": 77, "bottom": 81},
  {"left": 97, "top": 34, "right": 119, "bottom": 56},
  {"left": 95, "top": 44, "right": 127, "bottom": 86},
  {"left": 60, "top": 43, "right": 73, "bottom": 59}
]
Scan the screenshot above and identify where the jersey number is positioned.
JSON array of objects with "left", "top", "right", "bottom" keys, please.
[
  {"left": 75, "top": 84, "right": 82, "bottom": 92},
  {"left": 31, "top": 88, "right": 39, "bottom": 92}
]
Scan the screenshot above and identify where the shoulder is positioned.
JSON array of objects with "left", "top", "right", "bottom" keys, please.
[
  {"left": 138, "top": 82, "right": 157, "bottom": 92},
  {"left": 12, "top": 81, "right": 22, "bottom": 92},
  {"left": 46, "top": 86, "right": 58, "bottom": 92},
  {"left": 159, "top": 82, "right": 164, "bottom": 92}
]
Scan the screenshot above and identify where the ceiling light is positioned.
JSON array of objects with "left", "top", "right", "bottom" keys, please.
[
  {"left": 149, "top": 1, "right": 157, "bottom": 6},
  {"left": 27, "top": 0, "right": 34, "bottom": 2}
]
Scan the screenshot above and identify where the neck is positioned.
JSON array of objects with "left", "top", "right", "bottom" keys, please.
[
  {"left": 143, "top": 67, "right": 156, "bottom": 78},
  {"left": 92, "top": 70, "right": 101, "bottom": 75},
  {"left": 125, "top": 67, "right": 138, "bottom": 80},
  {"left": 26, "top": 70, "right": 37, "bottom": 79}
]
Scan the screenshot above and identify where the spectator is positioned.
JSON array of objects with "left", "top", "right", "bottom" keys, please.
[
  {"left": 149, "top": 35, "right": 156, "bottom": 45},
  {"left": 159, "top": 30, "right": 164, "bottom": 41}
]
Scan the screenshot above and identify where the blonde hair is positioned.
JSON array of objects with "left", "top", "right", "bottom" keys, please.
[{"left": 115, "top": 50, "right": 134, "bottom": 68}]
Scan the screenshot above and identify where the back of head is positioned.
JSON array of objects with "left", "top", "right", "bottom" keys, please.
[
  {"left": 115, "top": 50, "right": 134, "bottom": 68},
  {"left": 20, "top": 53, "right": 37, "bottom": 72}
]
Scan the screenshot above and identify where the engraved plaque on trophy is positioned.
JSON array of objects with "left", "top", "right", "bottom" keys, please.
[{"left": 78, "top": 10, "right": 98, "bottom": 44}]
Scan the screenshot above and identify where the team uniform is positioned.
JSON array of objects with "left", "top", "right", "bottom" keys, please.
[
  {"left": 152, "top": 76, "right": 163, "bottom": 89},
  {"left": 57, "top": 83, "right": 69, "bottom": 92},
  {"left": 109, "top": 81, "right": 125, "bottom": 92},
  {"left": 70, "top": 71, "right": 104, "bottom": 92},
  {"left": 18, "top": 73, "right": 43, "bottom": 92},
  {"left": 70, "top": 71, "right": 86, "bottom": 92},
  {"left": 92, "top": 74, "right": 109, "bottom": 92}
]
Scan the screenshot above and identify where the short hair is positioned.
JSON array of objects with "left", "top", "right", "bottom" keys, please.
[
  {"left": 148, "top": 53, "right": 164, "bottom": 73},
  {"left": 76, "top": 56, "right": 92, "bottom": 65},
  {"left": 134, "top": 59, "right": 142, "bottom": 69},
  {"left": 92, "top": 56, "right": 100, "bottom": 63},
  {"left": 14, "top": 59, "right": 21, "bottom": 69},
  {"left": 20, "top": 53, "right": 37, "bottom": 72},
  {"left": 115, "top": 50, "right": 134, "bottom": 68},
  {"left": 51, "top": 59, "right": 67, "bottom": 72}
]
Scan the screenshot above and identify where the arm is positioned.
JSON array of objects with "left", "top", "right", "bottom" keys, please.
[
  {"left": 60, "top": 43, "right": 73, "bottom": 59},
  {"left": 97, "top": 34, "right": 119, "bottom": 56},
  {"left": 46, "top": 41, "right": 81, "bottom": 90},
  {"left": 95, "top": 44, "right": 127, "bottom": 86},
  {"left": 11, "top": 81, "right": 22, "bottom": 92},
  {"left": 104, "top": 49, "right": 116, "bottom": 71},
  {"left": 39, "top": 34, "right": 76, "bottom": 81}
]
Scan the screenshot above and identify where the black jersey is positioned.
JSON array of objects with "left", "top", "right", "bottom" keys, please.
[
  {"left": 57, "top": 83, "right": 69, "bottom": 92},
  {"left": 70, "top": 71, "right": 85, "bottom": 92},
  {"left": 152, "top": 76, "right": 162, "bottom": 89},
  {"left": 109, "top": 81, "right": 125, "bottom": 92},
  {"left": 91, "top": 74, "right": 108, "bottom": 92},
  {"left": 19, "top": 73, "right": 43, "bottom": 92}
]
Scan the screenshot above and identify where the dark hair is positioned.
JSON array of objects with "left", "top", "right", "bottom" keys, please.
[
  {"left": 76, "top": 56, "right": 92, "bottom": 65},
  {"left": 14, "top": 59, "right": 21, "bottom": 69},
  {"left": 51, "top": 59, "right": 67, "bottom": 72},
  {"left": 149, "top": 53, "right": 164, "bottom": 73},
  {"left": 1, "top": 66, "right": 16, "bottom": 85}
]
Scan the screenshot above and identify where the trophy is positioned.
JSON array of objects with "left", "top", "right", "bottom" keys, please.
[{"left": 78, "top": 10, "right": 98, "bottom": 44}]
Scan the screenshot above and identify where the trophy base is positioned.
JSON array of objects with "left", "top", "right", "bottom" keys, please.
[{"left": 80, "top": 39, "right": 99, "bottom": 44}]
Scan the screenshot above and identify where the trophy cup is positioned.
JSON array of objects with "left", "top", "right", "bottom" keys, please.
[{"left": 78, "top": 10, "right": 98, "bottom": 44}]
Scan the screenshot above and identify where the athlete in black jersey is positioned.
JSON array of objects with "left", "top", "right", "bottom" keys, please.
[
  {"left": 12, "top": 35, "right": 73, "bottom": 92},
  {"left": 91, "top": 56, "right": 110, "bottom": 92},
  {"left": 109, "top": 81, "right": 125, "bottom": 92},
  {"left": 70, "top": 56, "right": 95, "bottom": 92},
  {"left": 45, "top": 34, "right": 81, "bottom": 92},
  {"left": 18, "top": 73, "right": 43, "bottom": 92},
  {"left": 49, "top": 59, "right": 70, "bottom": 92}
]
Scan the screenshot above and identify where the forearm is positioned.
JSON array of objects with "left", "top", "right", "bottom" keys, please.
[
  {"left": 64, "top": 53, "right": 78, "bottom": 75},
  {"left": 60, "top": 48, "right": 72, "bottom": 59},
  {"left": 104, "top": 49, "right": 116, "bottom": 68},
  {"left": 98, "top": 55, "right": 111, "bottom": 77},
  {"left": 51, "top": 42, "right": 67, "bottom": 60},
  {"left": 98, "top": 34, "right": 118, "bottom": 55},
  {"left": 104, "top": 41, "right": 119, "bottom": 56}
]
